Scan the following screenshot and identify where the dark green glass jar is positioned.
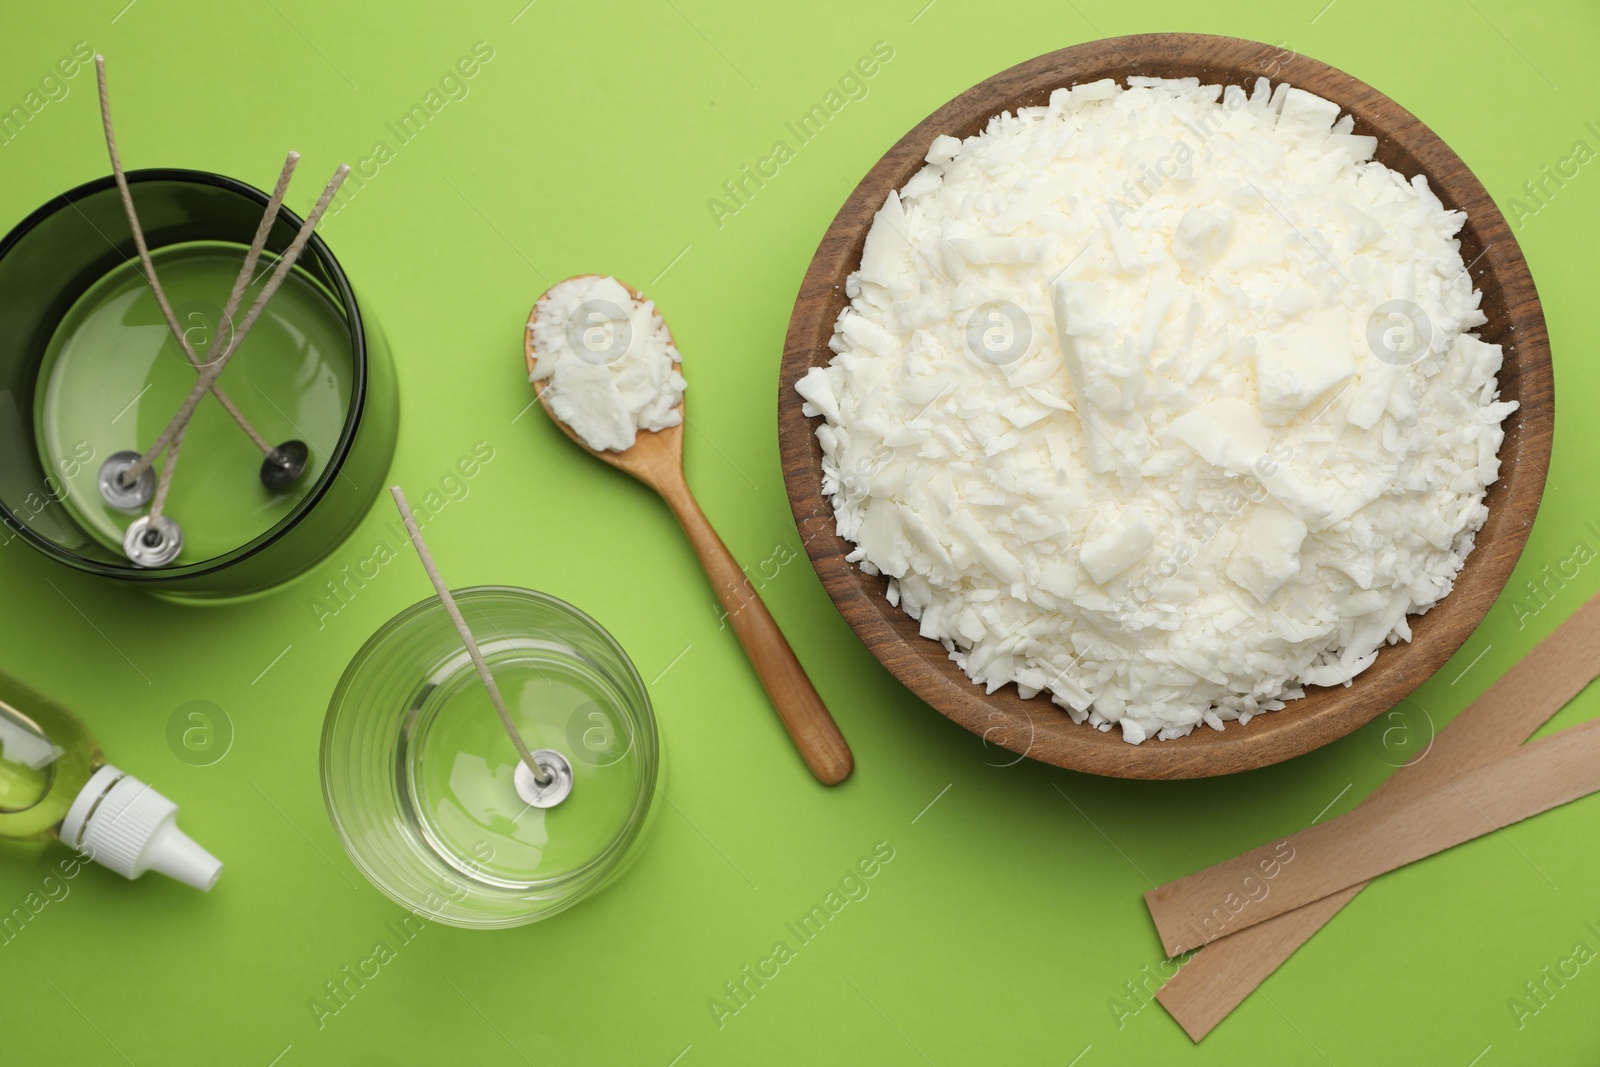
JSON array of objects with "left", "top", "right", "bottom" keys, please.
[{"left": 0, "top": 169, "right": 398, "bottom": 599}]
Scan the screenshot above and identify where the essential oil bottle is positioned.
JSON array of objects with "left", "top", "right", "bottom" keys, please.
[{"left": 0, "top": 671, "right": 220, "bottom": 889}]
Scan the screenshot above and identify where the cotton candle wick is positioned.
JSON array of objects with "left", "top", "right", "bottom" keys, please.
[
  {"left": 93, "top": 55, "right": 276, "bottom": 464},
  {"left": 389, "top": 486, "right": 555, "bottom": 790},
  {"left": 118, "top": 162, "right": 350, "bottom": 486},
  {"left": 216, "top": 149, "right": 318, "bottom": 488},
  {"left": 142, "top": 149, "right": 304, "bottom": 523},
  {"left": 148, "top": 419, "right": 188, "bottom": 522},
  {"left": 212, "top": 150, "right": 301, "bottom": 376}
]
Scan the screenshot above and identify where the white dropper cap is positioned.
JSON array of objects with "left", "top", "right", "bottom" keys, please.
[{"left": 59, "top": 765, "right": 222, "bottom": 891}]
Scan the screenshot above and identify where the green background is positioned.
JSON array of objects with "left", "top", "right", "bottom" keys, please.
[{"left": 2, "top": 0, "right": 1597, "bottom": 1063}]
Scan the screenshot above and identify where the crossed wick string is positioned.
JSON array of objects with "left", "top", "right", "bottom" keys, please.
[
  {"left": 93, "top": 55, "right": 276, "bottom": 461},
  {"left": 94, "top": 55, "right": 348, "bottom": 525},
  {"left": 143, "top": 152, "right": 301, "bottom": 521},
  {"left": 121, "top": 166, "right": 348, "bottom": 519},
  {"left": 389, "top": 486, "right": 553, "bottom": 789}
]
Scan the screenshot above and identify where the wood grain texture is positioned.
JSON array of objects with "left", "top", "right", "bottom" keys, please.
[
  {"left": 777, "top": 33, "right": 1554, "bottom": 779},
  {"left": 529, "top": 279, "right": 854, "bottom": 785},
  {"left": 1146, "top": 715, "right": 1600, "bottom": 957},
  {"left": 1155, "top": 589, "right": 1600, "bottom": 1039}
]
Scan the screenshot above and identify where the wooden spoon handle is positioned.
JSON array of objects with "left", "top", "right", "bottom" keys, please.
[{"left": 660, "top": 486, "right": 853, "bottom": 785}]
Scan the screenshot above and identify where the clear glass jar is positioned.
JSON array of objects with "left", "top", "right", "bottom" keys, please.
[{"left": 321, "top": 586, "right": 659, "bottom": 928}]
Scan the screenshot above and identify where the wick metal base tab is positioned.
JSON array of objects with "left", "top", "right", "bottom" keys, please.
[
  {"left": 514, "top": 749, "right": 574, "bottom": 808},
  {"left": 122, "top": 514, "right": 183, "bottom": 567},
  {"left": 98, "top": 451, "right": 155, "bottom": 511},
  {"left": 260, "top": 439, "right": 310, "bottom": 492}
]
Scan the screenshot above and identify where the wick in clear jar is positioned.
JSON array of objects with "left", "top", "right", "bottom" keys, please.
[{"left": 388, "top": 485, "right": 574, "bottom": 808}]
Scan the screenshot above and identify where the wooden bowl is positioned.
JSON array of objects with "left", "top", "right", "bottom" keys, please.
[{"left": 778, "top": 33, "right": 1553, "bottom": 779}]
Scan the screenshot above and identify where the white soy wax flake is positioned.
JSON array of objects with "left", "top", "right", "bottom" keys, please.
[
  {"left": 797, "top": 76, "right": 1517, "bottom": 744},
  {"left": 529, "top": 276, "right": 686, "bottom": 453}
]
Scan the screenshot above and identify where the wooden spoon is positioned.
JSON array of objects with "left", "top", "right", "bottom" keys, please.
[{"left": 526, "top": 276, "right": 853, "bottom": 785}]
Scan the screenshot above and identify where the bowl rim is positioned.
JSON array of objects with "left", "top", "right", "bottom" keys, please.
[
  {"left": 778, "top": 32, "right": 1554, "bottom": 779},
  {"left": 0, "top": 167, "right": 372, "bottom": 584}
]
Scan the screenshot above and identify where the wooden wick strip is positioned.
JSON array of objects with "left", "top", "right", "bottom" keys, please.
[
  {"left": 121, "top": 164, "right": 349, "bottom": 483},
  {"left": 1156, "top": 590, "right": 1600, "bottom": 1040},
  {"left": 93, "top": 55, "right": 273, "bottom": 459},
  {"left": 389, "top": 486, "right": 550, "bottom": 787},
  {"left": 1147, "top": 716, "right": 1600, "bottom": 957},
  {"left": 1156, "top": 892, "right": 1355, "bottom": 1042}
]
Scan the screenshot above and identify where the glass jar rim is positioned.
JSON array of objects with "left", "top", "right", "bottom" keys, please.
[{"left": 321, "top": 585, "right": 660, "bottom": 928}]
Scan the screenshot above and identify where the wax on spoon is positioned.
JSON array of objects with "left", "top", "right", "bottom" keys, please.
[{"left": 526, "top": 275, "right": 853, "bottom": 786}]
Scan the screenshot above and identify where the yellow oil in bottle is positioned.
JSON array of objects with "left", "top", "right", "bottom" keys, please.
[{"left": 0, "top": 673, "right": 104, "bottom": 842}]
